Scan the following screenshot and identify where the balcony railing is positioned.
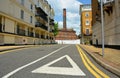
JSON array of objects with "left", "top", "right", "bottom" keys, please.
[
  {"left": 50, "top": 19, "right": 54, "bottom": 26},
  {"left": 28, "top": 32, "right": 34, "bottom": 37},
  {"left": 0, "top": 23, "right": 2, "bottom": 32},
  {"left": 35, "top": 33, "right": 39, "bottom": 38},
  {"left": 50, "top": 30, "right": 54, "bottom": 33},
  {"left": 17, "top": 29, "right": 26, "bottom": 36},
  {"left": 35, "top": 5, "right": 48, "bottom": 22},
  {"left": 35, "top": 22, "right": 48, "bottom": 31},
  {"left": 41, "top": 35, "right": 45, "bottom": 39},
  {"left": 35, "top": 13, "right": 48, "bottom": 22}
]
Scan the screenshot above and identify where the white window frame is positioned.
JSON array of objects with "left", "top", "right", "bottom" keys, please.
[
  {"left": 85, "top": 12, "right": 89, "bottom": 17},
  {"left": 21, "top": 10, "right": 24, "bottom": 19},
  {"left": 21, "top": 0, "right": 24, "bottom": 6},
  {"left": 85, "top": 20, "right": 90, "bottom": 25}
]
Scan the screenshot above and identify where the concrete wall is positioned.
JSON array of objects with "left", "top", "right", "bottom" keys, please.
[
  {"left": 56, "top": 40, "right": 80, "bottom": 44},
  {"left": 92, "top": 1, "right": 120, "bottom": 46}
]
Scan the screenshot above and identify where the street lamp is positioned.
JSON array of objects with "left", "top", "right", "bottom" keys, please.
[{"left": 100, "top": 0, "right": 104, "bottom": 57}]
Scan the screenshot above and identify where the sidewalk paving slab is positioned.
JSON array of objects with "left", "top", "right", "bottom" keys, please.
[{"left": 79, "top": 44, "right": 120, "bottom": 77}]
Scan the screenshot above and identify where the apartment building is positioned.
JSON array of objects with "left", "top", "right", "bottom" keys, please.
[
  {"left": 80, "top": 4, "right": 92, "bottom": 44},
  {"left": 92, "top": 0, "right": 120, "bottom": 48},
  {"left": 0, "top": 0, "right": 55, "bottom": 45}
]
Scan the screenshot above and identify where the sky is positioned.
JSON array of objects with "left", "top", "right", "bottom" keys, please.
[{"left": 47, "top": 0, "right": 91, "bottom": 35}]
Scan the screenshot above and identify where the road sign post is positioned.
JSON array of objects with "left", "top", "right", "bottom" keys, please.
[{"left": 101, "top": 0, "right": 104, "bottom": 57}]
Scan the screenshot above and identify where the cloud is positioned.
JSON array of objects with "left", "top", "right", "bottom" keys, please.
[{"left": 47, "top": 0, "right": 82, "bottom": 35}]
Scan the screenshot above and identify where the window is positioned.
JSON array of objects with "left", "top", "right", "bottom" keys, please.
[
  {"left": 86, "top": 29, "right": 90, "bottom": 35},
  {"left": 0, "top": 17, "right": 2, "bottom": 32},
  {"left": 85, "top": 20, "right": 90, "bottom": 25},
  {"left": 30, "top": 16, "right": 32, "bottom": 23},
  {"left": 30, "top": 4, "right": 33, "bottom": 12},
  {"left": 37, "top": 0, "right": 39, "bottom": 6},
  {"left": 119, "top": 1, "right": 120, "bottom": 16},
  {"left": 85, "top": 12, "right": 89, "bottom": 17},
  {"left": 21, "top": 0, "right": 24, "bottom": 5},
  {"left": 21, "top": 10, "right": 24, "bottom": 19}
]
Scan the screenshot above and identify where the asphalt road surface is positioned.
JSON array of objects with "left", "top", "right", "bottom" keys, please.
[{"left": 0, "top": 44, "right": 119, "bottom": 78}]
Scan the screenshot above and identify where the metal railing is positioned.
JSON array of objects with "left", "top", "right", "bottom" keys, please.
[
  {"left": 17, "top": 29, "right": 26, "bottom": 36},
  {"left": 0, "top": 23, "right": 2, "bottom": 32},
  {"left": 35, "top": 33, "right": 39, "bottom": 38},
  {"left": 28, "top": 32, "right": 34, "bottom": 37},
  {"left": 35, "top": 22, "right": 48, "bottom": 31}
]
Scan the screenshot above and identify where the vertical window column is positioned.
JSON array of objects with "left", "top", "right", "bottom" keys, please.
[
  {"left": 0, "top": 16, "right": 2, "bottom": 32},
  {"left": 30, "top": 4, "right": 33, "bottom": 12},
  {"left": 21, "top": 0, "right": 24, "bottom": 6},
  {"left": 2, "top": 17, "right": 5, "bottom": 32},
  {"left": 21, "top": 10, "right": 24, "bottom": 19},
  {"left": 30, "top": 16, "right": 32, "bottom": 23}
]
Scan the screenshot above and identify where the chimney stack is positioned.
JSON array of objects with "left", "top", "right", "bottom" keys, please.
[{"left": 63, "top": 8, "right": 66, "bottom": 30}]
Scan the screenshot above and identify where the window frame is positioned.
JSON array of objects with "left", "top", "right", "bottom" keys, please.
[{"left": 21, "top": 10, "right": 24, "bottom": 20}]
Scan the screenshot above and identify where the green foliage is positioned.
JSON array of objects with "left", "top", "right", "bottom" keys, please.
[{"left": 54, "top": 22, "right": 58, "bottom": 36}]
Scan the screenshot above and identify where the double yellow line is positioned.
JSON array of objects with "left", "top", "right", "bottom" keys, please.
[{"left": 76, "top": 45, "right": 109, "bottom": 78}]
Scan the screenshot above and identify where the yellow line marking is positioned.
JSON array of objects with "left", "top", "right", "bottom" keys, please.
[
  {"left": 0, "top": 48, "right": 28, "bottom": 55},
  {"left": 0, "top": 45, "right": 42, "bottom": 55},
  {"left": 79, "top": 46, "right": 110, "bottom": 78},
  {"left": 76, "top": 45, "right": 110, "bottom": 78},
  {"left": 76, "top": 45, "right": 101, "bottom": 78}
]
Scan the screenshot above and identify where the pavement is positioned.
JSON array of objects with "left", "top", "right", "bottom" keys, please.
[
  {"left": 0, "top": 44, "right": 120, "bottom": 77},
  {"left": 80, "top": 44, "right": 120, "bottom": 77}
]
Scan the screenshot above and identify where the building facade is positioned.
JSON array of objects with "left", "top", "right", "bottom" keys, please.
[
  {"left": 92, "top": 0, "right": 120, "bottom": 48},
  {"left": 0, "top": 0, "right": 55, "bottom": 45},
  {"left": 80, "top": 4, "right": 92, "bottom": 44}
]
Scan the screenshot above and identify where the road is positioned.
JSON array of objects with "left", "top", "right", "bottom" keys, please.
[{"left": 0, "top": 44, "right": 119, "bottom": 78}]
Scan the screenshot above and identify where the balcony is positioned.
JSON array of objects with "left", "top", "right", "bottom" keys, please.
[
  {"left": 50, "top": 30, "right": 54, "bottom": 33},
  {"left": 103, "top": 0, "right": 114, "bottom": 4},
  {"left": 50, "top": 19, "right": 54, "bottom": 26},
  {"left": 35, "top": 5, "right": 48, "bottom": 22},
  {"left": 35, "top": 33, "right": 39, "bottom": 38},
  {"left": 35, "top": 22, "right": 48, "bottom": 31},
  {"left": 0, "top": 23, "right": 2, "bottom": 32},
  {"left": 28, "top": 32, "right": 34, "bottom": 37},
  {"left": 17, "top": 29, "right": 26, "bottom": 36},
  {"left": 103, "top": 0, "right": 114, "bottom": 16},
  {"left": 41, "top": 35, "right": 45, "bottom": 39}
]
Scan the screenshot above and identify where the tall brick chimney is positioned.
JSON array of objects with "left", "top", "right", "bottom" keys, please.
[{"left": 63, "top": 8, "right": 66, "bottom": 30}]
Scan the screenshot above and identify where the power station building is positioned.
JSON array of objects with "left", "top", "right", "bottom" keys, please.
[
  {"left": 0, "top": 0, "right": 55, "bottom": 45},
  {"left": 55, "top": 9, "right": 79, "bottom": 44}
]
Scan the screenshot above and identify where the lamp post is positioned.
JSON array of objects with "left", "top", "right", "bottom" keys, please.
[{"left": 100, "top": 0, "right": 104, "bottom": 57}]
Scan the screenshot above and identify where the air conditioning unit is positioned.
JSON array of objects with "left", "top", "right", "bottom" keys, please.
[{"left": 103, "top": 0, "right": 114, "bottom": 4}]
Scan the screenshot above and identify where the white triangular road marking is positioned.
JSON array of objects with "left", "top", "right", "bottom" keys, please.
[{"left": 32, "top": 55, "right": 86, "bottom": 76}]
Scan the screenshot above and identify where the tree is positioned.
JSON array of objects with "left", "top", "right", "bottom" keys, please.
[
  {"left": 77, "top": 34, "right": 81, "bottom": 39},
  {"left": 54, "top": 22, "right": 58, "bottom": 36}
]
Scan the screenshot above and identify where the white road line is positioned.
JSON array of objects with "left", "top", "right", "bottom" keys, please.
[
  {"left": 2, "top": 45, "right": 70, "bottom": 78},
  {"left": 32, "top": 55, "right": 86, "bottom": 76}
]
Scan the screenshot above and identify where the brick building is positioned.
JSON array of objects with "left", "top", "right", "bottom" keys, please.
[
  {"left": 55, "top": 8, "right": 78, "bottom": 44},
  {"left": 80, "top": 4, "right": 92, "bottom": 44}
]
